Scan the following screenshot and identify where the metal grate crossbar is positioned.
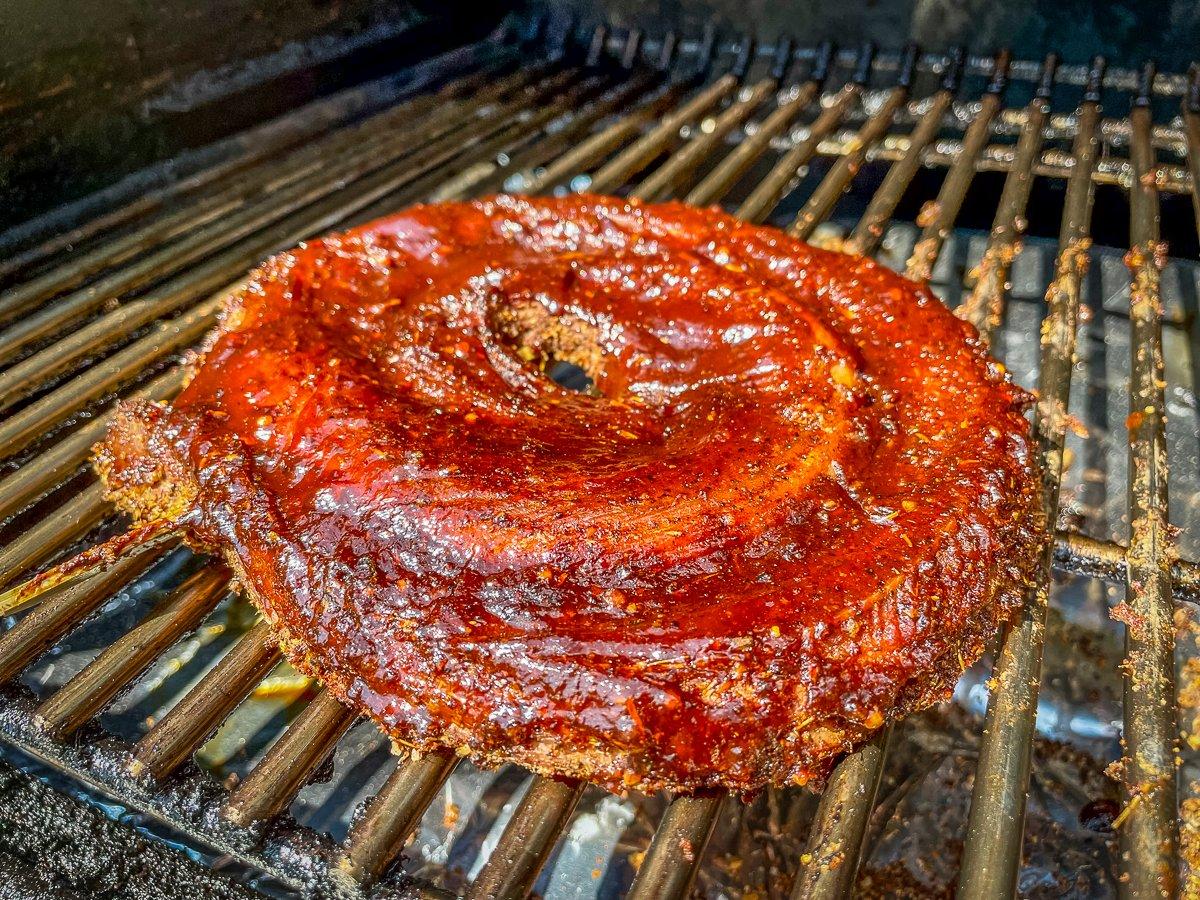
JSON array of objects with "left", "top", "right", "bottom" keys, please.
[{"left": 0, "top": 17, "right": 1197, "bottom": 899}]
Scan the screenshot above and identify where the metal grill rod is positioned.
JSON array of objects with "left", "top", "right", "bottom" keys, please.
[
  {"left": 845, "top": 50, "right": 965, "bottom": 256},
  {"left": 222, "top": 690, "right": 358, "bottom": 827},
  {"left": 452, "top": 74, "right": 664, "bottom": 201},
  {"left": 790, "top": 731, "right": 888, "bottom": 900},
  {"left": 0, "top": 54, "right": 527, "bottom": 321},
  {"left": 958, "top": 56, "right": 1105, "bottom": 899},
  {"left": 626, "top": 793, "right": 725, "bottom": 899},
  {"left": 959, "top": 53, "right": 1059, "bottom": 338},
  {"left": 500, "top": 31, "right": 703, "bottom": 195},
  {"left": 788, "top": 44, "right": 923, "bottom": 239},
  {"left": 465, "top": 776, "right": 587, "bottom": 899},
  {"left": 736, "top": 43, "right": 876, "bottom": 223},
  {"left": 684, "top": 41, "right": 834, "bottom": 207},
  {"left": 0, "top": 63, "right": 588, "bottom": 367},
  {"left": 0, "top": 546, "right": 168, "bottom": 684},
  {"left": 905, "top": 49, "right": 1012, "bottom": 281},
  {"left": 630, "top": 37, "right": 790, "bottom": 202},
  {"left": 0, "top": 368, "right": 185, "bottom": 523},
  {"left": 33, "top": 566, "right": 229, "bottom": 740},
  {"left": 335, "top": 749, "right": 458, "bottom": 887},
  {"left": 128, "top": 621, "right": 282, "bottom": 781},
  {"left": 577, "top": 29, "right": 730, "bottom": 194},
  {"left": 1119, "top": 62, "right": 1179, "bottom": 897},
  {"left": 1059, "top": 532, "right": 1199, "bottom": 601},
  {"left": 518, "top": 86, "right": 669, "bottom": 193}
]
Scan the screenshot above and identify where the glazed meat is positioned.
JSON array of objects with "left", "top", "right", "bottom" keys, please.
[{"left": 96, "top": 195, "right": 1042, "bottom": 794}]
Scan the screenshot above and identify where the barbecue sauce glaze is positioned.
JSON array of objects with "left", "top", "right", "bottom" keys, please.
[{"left": 97, "top": 195, "right": 1042, "bottom": 793}]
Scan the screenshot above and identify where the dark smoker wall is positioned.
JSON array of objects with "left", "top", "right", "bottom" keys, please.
[
  {"left": 0, "top": 0, "right": 502, "bottom": 230},
  {"left": 7, "top": 0, "right": 1198, "bottom": 233},
  {"left": 552, "top": 0, "right": 1200, "bottom": 70}
]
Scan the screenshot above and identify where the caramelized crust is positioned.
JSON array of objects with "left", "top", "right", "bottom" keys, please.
[{"left": 96, "top": 195, "right": 1042, "bottom": 793}]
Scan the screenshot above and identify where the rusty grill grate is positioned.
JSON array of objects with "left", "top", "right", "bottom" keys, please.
[{"left": 1, "top": 14, "right": 1199, "bottom": 899}]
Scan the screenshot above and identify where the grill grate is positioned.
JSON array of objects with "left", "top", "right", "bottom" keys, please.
[{"left": 0, "top": 15, "right": 1199, "bottom": 898}]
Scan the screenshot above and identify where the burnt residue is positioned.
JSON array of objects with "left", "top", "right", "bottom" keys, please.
[
  {"left": 854, "top": 706, "right": 1120, "bottom": 898},
  {"left": 0, "top": 754, "right": 259, "bottom": 900}
]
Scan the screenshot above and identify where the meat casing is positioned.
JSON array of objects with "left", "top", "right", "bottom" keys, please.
[{"left": 96, "top": 195, "right": 1042, "bottom": 793}]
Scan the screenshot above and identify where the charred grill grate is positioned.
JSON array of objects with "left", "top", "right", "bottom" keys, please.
[{"left": 1, "top": 14, "right": 1199, "bottom": 898}]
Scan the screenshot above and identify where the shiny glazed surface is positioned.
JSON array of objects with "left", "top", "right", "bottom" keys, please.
[{"left": 97, "top": 195, "right": 1042, "bottom": 793}]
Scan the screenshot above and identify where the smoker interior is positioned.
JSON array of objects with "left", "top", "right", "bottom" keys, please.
[{"left": 0, "top": 12, "right": 1199, "bottom": 899}]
